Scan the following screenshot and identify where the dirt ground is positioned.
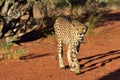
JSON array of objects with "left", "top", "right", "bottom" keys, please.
[{"left": 0, "top": 10, "right": 120, "bottom": 80}]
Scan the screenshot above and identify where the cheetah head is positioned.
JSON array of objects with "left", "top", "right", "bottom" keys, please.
[{"left": 72, "top": 20, "right": 88, "bottom": 35}]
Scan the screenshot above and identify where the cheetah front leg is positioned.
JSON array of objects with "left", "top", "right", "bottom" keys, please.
[
  {"left": 58, "top": 41, "right": 65, "bottom": 69},
  {"left": 71, "top": 47, "right": 80, "bottom": 74},
  {"left": 72, "top": 53, "right": 80, "bottom": 74}
]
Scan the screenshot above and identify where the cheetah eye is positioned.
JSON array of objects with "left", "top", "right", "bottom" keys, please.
[
  {"left": 76, "top": 28, "right": 79, "bottom": 31},
  {"left": 82, "top": 27, "right": 86, "bottom": 31}
]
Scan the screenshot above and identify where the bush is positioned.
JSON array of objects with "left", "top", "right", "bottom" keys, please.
[
  {"left": 87, "top": 13, "right": 102, "bottom": 33},
  {"left": 0, "top": 42, "right": 26, "bottom": 60}
]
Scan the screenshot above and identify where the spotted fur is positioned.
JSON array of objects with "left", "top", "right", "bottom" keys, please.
[{"left": 54, "top": 16, "right": 88, "bottom": 74}]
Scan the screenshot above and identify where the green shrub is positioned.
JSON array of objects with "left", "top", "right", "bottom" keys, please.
[
  {"left": 0, "top": 42, "right": 26, "bottom": 60},
  {"left": 0, "top": 42, "right": 13, "bottom": 49},
  {"left": 0, "top": 0, "right": 4, "bottom": 6},
  {"left": 87, "top": 13, "right": 102, "bottom": 33}
]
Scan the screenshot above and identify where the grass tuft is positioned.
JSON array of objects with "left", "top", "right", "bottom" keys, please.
[
  {"left": 87, "top": 13, "right": 102, "bottom": 33},
  {"left": 0, "top": 42, "right": 26, "bottom": 60}
]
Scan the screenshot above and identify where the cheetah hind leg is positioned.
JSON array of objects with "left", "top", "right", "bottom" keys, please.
[{"left": 58, "top": 41, "right": 66, "bottom": 69}]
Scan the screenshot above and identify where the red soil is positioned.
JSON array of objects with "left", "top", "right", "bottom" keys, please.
[{"left": 0, "top": 10, "right": 120, "bottom": 80}]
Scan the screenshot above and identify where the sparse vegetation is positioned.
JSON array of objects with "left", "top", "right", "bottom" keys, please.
[
  {"left": 0, "top": 0, "right": 119, "bottom": 44},
  {"left": 87, "top": 13, "right": 103, "bottom": 33},
  {"left": 0, "top": 42, "right": 26, "bottom": 60}
]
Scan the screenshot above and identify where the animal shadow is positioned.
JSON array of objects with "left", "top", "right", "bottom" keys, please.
[
  {"left": 20, "top": 53, "right": 51, "bottom": 60},
  {"left": 98, "top": 68, "right": 120, "bottom": 80},
  {"left": 79, "top": 50, "right": 120, "bottom": 74},
  {"left": 14, "top": 25, "right": 54, "bottom": 44},
  {"left": 97, "top": 12, "right": 120, "bottom": 27}
]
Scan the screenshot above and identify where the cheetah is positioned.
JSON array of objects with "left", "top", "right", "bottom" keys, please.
[{"left": 54, "top": 16, "right": 88, "bottom": 74}]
